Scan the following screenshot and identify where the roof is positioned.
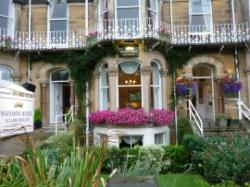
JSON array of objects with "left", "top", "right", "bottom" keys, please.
[{"left": 13, "top": 0, "right": 94, "bottom": 5}]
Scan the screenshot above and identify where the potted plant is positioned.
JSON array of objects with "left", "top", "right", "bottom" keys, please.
[
  {"left": 216, "top": 113, "right": 229, "bottom": 127},
  {"left": 34, "top": 109, "right": 42, "bottom": 129}
]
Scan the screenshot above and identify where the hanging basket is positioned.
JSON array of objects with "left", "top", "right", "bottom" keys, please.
[{"left": 224, "top": 92, "right": 239, "bottom": 98}]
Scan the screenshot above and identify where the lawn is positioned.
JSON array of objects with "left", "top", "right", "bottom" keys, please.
[{"left": 157, "top": 173, "right": 209, "bottom": 187}]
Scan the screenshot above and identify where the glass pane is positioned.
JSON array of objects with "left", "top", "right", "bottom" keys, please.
[
  {"left": 101, "top": 88, "right": 109, "bottom": 110},
  {"left": 147, "top": 0, "right": 157, "bottom": 11},
  {"left": 120, "top": 136, "right": 143, "bottom": 148},
  {"left": 51, "top": 70, "right": 69, "bottom": 81},
  {"left": 0, "top": 0, "right": 10, "bottom": 16},
  {"left": 119, "top": 87, "right": 141, "bottom": 108},
  {"left": 191, "top": 15, "right": 205, "bottom": 25},
  {"left": 0, "top": 66, "right": 12, "bottom": 81},
  {"left": 191, "top": 0, "right": 211, "bottom": 14},
  {"left": 117, "top": 0, "right": 138, "bottom": 7},
  {"left": 0, "top": 16, "right": 8, "bottom": 29},
  {"left": 50, "top": 20, "right": 67, "bottom": 31},
  {"left": 151, "top": 62, "right": 160, "bottom": 85},
  {"left": 155, "top": 133, "right": 164, "bottom": 144},
  {"left": 117, "top": 8, "right": 139, "bottom": 19},
  {"left": 100, "top": 0, "right": 108, "bottom": 12},
  {"left": 119, "top": 70, "right": 140, "bottom": 85},
  {"left": 50, "top": 0, "right": 67, "bottom": 18}
]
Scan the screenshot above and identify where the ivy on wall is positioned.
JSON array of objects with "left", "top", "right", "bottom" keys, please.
[{"left": 31, "top": 41, "right": 118, "bottom": 119}]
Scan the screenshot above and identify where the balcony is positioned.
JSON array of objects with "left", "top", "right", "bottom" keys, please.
[{"left": 0, "top": 19, "right": 250, "bottom": 51}]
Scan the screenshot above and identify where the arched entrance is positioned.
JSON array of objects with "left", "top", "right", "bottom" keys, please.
[
  {"left": 50, "top": 69, "right": 70, "bottom": 123},
  {"left": 192, "top": 64, "right": 216, "bottom": 123}
]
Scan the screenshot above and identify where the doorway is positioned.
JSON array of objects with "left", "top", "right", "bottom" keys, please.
[
  {"left": 193, "top": 64, "right": 215, "bottom": 123},
  {"left": 50, "top": 70, "right": 70, "bottom": 123}
]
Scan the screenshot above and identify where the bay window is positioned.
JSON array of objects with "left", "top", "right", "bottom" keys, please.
[{"left": 49, "top": 0, "right": 68, "bottom": 44}]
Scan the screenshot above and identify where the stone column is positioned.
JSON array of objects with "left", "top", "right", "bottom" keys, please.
[
  {"left": 160, "top": 69, "right": 168, "bottom": 109},
  {"left": 93, "top": 72, "right": 100, "bottom": 111},
  {"left": 40, "top": 81, "right": 48, "bottom": 124},
  {"left": 107, "top": 68, "right": 118, "bottom": 111},
  {"left": 141, "top": 66, "right": 151, "bottom": 112}
]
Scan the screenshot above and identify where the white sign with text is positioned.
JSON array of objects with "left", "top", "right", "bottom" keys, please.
[{"left": 0, "top": 81, "right": 34, "bottom": 138}]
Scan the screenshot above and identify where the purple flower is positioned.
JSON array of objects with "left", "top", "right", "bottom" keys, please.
[
  {"left": 88, "top": 108, "right": 175, "bottom": 126},
  {"left": 222, "top": 80, "right": 242, "bottom": 93}
]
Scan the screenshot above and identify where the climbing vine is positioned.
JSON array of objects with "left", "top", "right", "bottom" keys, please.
[{"left": 31, "top": 41, "right": 118, "bottom": 119}]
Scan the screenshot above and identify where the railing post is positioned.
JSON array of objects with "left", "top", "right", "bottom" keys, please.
[
  {"left": 188, "top": 100, "right": 192, "bottom": 121},
  {"left": 238, "top": 99, "right": 243, "bottom": 120}
]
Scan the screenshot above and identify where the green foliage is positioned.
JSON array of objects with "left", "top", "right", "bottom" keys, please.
[
  {"left": 162, "top": 144, "right": 190, "bottom": 173},
  {"left": 34, "top": 108, "right": 42, "bottom": 123},
  {"left": 0, "top": 159, "right": 25, "bottom": 186},
  {"left": 42, "top": 132, "right": 74, "bottom": 161},
  {"left": 198, "top": 135, "right": 250, "bottom": 185},
  {"left": 31, "top": 41, "right": 118, "bottom": 119},
  {"left": 182, "top": 134, "right": 250, "bottom": 185},
  {"left": 177, "top": 118, "right": 193, "bottom": 144},
  {"left": 1, "top": 138, "right": 107, "bottom": 187}
]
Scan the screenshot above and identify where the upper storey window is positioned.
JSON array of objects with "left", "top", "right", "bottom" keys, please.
[
  {"left": 99, "top": 0, "right": 109, "bottom": 20},
  {"left": 147, "top": 0, "right": 157, "bottom": 20},
  {"left": 189, "top": 0, "right": 212, "bottom": 31},
  {"left": 49, "top": 0, "right": 68, "bottom": 44},
  {"left": 117, "top": 0, "right": 139, "bottom": 20},
  {"left": 0, "top": 0, "right": 13, "bottom": 34},
  {"left": 116, "top": 0, "right": 140, "bottom": 35}
]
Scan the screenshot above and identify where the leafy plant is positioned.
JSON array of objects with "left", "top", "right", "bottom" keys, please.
[
  {"left": 177, "top": 118, "right": 193, "bottom": 144},
  {"left": 34, "top": 109, "right": 42, "bottom": 124}
]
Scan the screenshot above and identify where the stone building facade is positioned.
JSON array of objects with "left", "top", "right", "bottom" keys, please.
[{"left": 1, "top": 0, "right": 250, "bottom": 147}]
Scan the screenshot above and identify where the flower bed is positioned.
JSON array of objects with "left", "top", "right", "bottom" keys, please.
[{"left": 89, "top": 108, "right": 175, "bottom": 127}]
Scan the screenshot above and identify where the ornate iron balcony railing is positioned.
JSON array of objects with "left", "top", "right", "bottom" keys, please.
[{"left": 0, "top": 19, "right": 250, "bottom": 51}]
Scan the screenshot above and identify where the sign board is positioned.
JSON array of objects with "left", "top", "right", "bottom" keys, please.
[
  {"left": 119, "top": 46, "right": 139, "bottom": 58},
  {"left": 0, "top": 80, "right": 34, "bottom": 138}
]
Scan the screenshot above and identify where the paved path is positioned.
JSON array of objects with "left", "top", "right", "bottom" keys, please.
[{"left": 0, "top": 128, "right": 55, "bottom": 160}]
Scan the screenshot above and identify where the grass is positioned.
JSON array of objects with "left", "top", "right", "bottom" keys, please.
[{"left": 157, "top": 173, "right": 209, "bottom": 187}]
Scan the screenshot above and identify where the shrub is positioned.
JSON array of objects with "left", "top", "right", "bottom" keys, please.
[
  {"left": 42, "top": 132, "right": 74, "bottom": 161},
  {"left": 34, "top": 108, "right": 42, "bottom": 123},
  {"left": 182, "top": 134, "right": 250, "bottom": 185},
  {"left": 198, "top": 135, "right": 250, "bottom": 184},
  {"left": 162, "top": 144, "right": 190, "bottom": 173},
  {"left": 177, "top": 118, "right": 193, "bottom": 144}
]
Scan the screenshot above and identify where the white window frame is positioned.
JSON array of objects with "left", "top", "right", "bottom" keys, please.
[
  {"left": 47, "top": 0, "right": 69, "bottom": 46},
  {"left": 99, "top": 0, "right": 109, "bottom": 20},
  {"left": 0, "top": 0, "right": 14, "bottom": 35},
  {"left": 147, "top": 0, "right": 158, "bottom": 19},
  {"left": 189, "top": 0, "right": 213, "bottom": 33},
  {"left": 150, "top": 61, "right": 162, "bottom": 109},
  {"left": 99, "top": 63, "right": 109, "bottom": 110},
  {"left": 117, "top": 60, "right": 142, "bottom": 109},
  {"left": 119, "top": 135, "right": 143, "bottom": 148},
  {"left": 115, "top": 0, "right": 141, "bottom": 37},
  {"left": 0, "top": 65, "right": 13, "bottom": 82},
  {"left": 154, "top": 133, "right": 166, "bottom": 145}
]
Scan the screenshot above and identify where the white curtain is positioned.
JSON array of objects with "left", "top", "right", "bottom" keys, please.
[
  {"left": 151, "top": 62, "right": 161, "bottom": 109},
  {"left": 120, "top": 61, "right": 139, "bottom": 74},
  {"left": 100, "top": 65, "right": 109, "bottom": 110}
]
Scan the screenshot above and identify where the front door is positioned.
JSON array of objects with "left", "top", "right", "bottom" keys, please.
[
  {"left": 50, "top": 83, "right": 63, "bottom": 123},
  {"left": 196, "top": 80, "right": 214, "bottom": 121}
]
